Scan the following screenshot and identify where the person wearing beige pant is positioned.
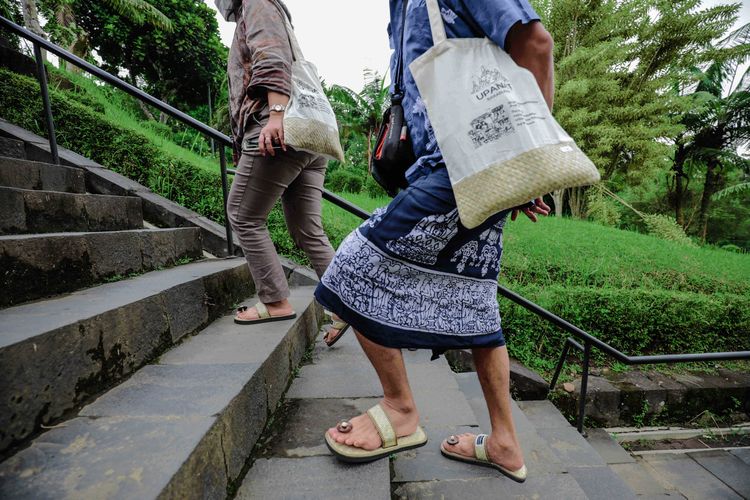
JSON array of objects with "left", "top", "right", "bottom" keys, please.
[
  {"left": 222, "top": 0, "right": 348, "bottom": 344},
  {"left": 227, "top": 121, "right": 333, "bottom": 312}
]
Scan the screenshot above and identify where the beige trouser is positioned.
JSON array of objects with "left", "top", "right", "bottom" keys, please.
[{"left": 227, "top": 137, "right": 335, "bottom": 303}]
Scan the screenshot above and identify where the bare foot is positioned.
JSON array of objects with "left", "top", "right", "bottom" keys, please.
[
  {"left": 235, "top": 300, "right": 294, "bottom": 321},
  {"left": 327, "top": 399, "right": 419, "bottom": 451},
  {"left": 442, "top": 432, "right": 524, "bottom": 471}
]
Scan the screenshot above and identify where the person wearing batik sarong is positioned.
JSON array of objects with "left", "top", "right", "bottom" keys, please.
[{"left": 316, "top": 0, "right": 554, "bottom": 482}]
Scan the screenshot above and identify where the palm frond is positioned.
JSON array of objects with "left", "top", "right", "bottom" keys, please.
[
  {"left": 103, "top": 0, "right": 173, "bottom": 31},
  {"left": 712, "top": 181, "right": 750, "bottom": 200},
  {"left": 717, "top": 21, "right": 750, "bottom": 50}
]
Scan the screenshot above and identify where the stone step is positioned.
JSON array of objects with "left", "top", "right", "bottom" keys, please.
[
  {"left": 0, "top": 186, "right": 143, "bottom": 235},
  {"left": 392, "top": 363, "right": 590, "bottom": 498},
  {"left": 0, "top": 228, "right": 203, "bottom": 308},
  {"left": 0, "top": 287, "right": 323, "bottom": 499},
  {"left": 638, "top": 453, "right": 744, "bottom": 499},
  {"left": 0, "top": 138, "right": 25, "bottom": 160},
  {"left": 455, "top": 373, "right": 637, "bottom": 499},
  {"left": 0, "top": 156, "right": 86, "bottom": 193},
  {"left": 0, "top": 258, "right": 252, "bottom": 454},
  {"left": 237, "top": 327, "right": 390, "bottom": 499}
]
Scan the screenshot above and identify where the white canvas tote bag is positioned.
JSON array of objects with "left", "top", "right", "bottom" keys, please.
[
  {"left": 409, "top": 0, "right": 600, "bottom": 228},
  {"left": 276, "top": 5, "right": 345, "bottom": 162}
]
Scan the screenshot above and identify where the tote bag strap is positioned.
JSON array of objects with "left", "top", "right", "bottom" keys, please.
[
  {"left": 269, "top": 0, "right": 303, "bottom": 62},
  {"left": 424, "top": 0, "right": 447, "bottom": 45}
]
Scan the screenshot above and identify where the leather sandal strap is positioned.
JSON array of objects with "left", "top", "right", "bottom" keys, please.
[
  {"left": 366, "top": 405, "right": 398, "bottom": 449},
  {"left": 330, "top": 320, "right": 348, "bottom": 330},
  {"left": 475, "top": 434, "right": 489, "bottom": 462},
  {"left": 255, "top": 302, "right": 270, "bottom": 320}
]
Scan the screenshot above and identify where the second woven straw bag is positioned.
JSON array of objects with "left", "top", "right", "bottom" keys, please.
[
  {"left": 275, "top": 2, "right": 344, "bottom": 162},
  {"left": 409, "top": 0, "right": 600, "bottom": 228}
]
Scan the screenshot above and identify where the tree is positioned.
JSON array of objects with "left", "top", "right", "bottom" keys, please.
[
  {"left": 24, "top": 0, "right": 171, "bottom": 67},
  {"left": 671, "top": 22, "right": 750, "bottom": 240},
  {"left": 327, "top": 70, "right": 390, "bottom": 162},
  {"left": 70, "top": 0, "right": 224, "bottom": 111},
  {"left": 326, "top": 70, "right": 389, "bottom": 163},
  {"left": 1, "top": 0, "right": 23, "bottom": 49},
  {"left": 531, "top": 0, "right": 739, "bottom": 216}
]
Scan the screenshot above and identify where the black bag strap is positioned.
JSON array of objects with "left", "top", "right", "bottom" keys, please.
[{"left": 392, "top": 0, "right": 409, "bottom": 100}]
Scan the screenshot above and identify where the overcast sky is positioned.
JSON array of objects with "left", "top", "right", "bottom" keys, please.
[{"left": 204, "top": 0, "right": 750, "bottom": 91}]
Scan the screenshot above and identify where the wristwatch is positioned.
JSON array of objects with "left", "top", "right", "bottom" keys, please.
[{"left": 269, "top": 104, "right": 287, "bottom": 113}]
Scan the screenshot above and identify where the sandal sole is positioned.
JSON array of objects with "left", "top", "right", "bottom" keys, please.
[
  {"left": 325, "top": 427, "right": 428, "bottom": 464},
  {"left": 324, "top": 323, "right": 351, "bottom": 347},
  {"left": 234, "top": 313, "right": 297, "bottom": 325},
  {"left": 440, "top": 445, "right": 527, "bottom": 483}
]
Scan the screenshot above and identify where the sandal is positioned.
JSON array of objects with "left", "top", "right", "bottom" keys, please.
[
  {"left": 234, "top": 302, "right": 296, "bottom": 325},
  {"left": 323, "top": 317, "right": 351, "bottom": 347},
  {"left": 440, "top": 434, "right": 527, "bottom": 483},
  {"left": 325, "top": 404, "right": 428, "bottom": 463}
]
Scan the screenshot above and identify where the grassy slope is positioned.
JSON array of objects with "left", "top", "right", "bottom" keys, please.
[
  {"left": 328, "top": 192, "right": 750, "bottom": 296},
  {"left": 501, "top": 216, "right": 750, "bottom": 294},
  {"left": 55, "top": 71, "right": 221, "bottom": 175}
]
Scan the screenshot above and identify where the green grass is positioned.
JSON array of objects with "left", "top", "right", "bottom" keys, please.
[
  {"left": 54, "top": 71, "right": 221, "bottom": 175},
  {"left": 500, "top": 216, "right": 750, "bottom": 295},
  {"left": 321, "top": 191, "right": 389, "bottom": 248}
]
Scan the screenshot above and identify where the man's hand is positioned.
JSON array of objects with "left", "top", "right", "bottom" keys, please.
[
  {"left": 258, "top": 113, "right": 286, "bottom": 157},
  {"left": 511, "top": 197, "right": 551, "bottom": 223}
]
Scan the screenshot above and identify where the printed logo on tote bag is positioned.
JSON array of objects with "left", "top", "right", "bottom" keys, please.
[{"left": 472, "top": 66, "right": 513, "bottom": 102}]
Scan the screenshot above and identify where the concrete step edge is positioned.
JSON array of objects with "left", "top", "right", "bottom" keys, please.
[
  {"left": 0, "top": 227, "right": 203, "bottom": 308},
  {"left": 0, "top": 258, "right": 254, "bottom": 454},
  {"left": 1, "top": 185, "right": 144, "bottom": 235},
  {"left": 0, "top": 287, "right": 323, "bottom": 500},
  {"left": 0, "top": 156, "right": 86, "bottom": 193},
  {"left": 0, "top": 184, "right": 132, "bottom": 200},
  {"left": 0, "top": 138, "right": 26, "bottom": 160}
]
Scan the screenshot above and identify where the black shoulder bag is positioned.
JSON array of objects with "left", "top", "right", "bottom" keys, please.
[{"left": 370, "top": 0, "right": 415, "bottom": 197}]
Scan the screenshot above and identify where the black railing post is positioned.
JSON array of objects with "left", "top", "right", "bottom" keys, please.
[
  {"left": 208, "top": 84, "right": 215, "bottom": 155},
  {"left": 577, "top": 341, "right": 592, "bottom": 435},
  {"left": 549, "top": 339, "right": 572, "bottom": 391},
  {"left": 33, "top": 41, "right": 59, "bottom": 165},
  {"left": 219, "top": 144, "right": 234, "bottom": 257}
]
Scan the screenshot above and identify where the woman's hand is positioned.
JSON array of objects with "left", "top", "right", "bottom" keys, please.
[
  {"left": 258, "top": 113, "right": 287, "bottom": 157},
  {"left": 511, "top": 197, "right": 551, "bottom": 223}
]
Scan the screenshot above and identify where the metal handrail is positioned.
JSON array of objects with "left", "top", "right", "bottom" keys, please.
[
  {"left": 0, "top": 15, "right": 367, "bottom": 256},
  {"left": 3, "top": 15, "right": 748, "bottom": 435}
]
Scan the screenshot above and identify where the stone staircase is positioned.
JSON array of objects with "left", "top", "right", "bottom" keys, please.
[
  {"left": 0, "top": 131, "right": 325, "bottom": 498},
  {"left": 1, "top": 125, "right": 749, "bottom": 499},
  {"left": 240, "top": 330, "right": 750, "bottom": 499}
]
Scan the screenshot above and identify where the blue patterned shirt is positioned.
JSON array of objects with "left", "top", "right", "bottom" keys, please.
[{"left": 388, "top": 0, "right": 539, "bottom": 182}]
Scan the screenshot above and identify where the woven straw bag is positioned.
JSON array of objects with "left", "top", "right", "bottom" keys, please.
[
  {"left": 409, "top": 0, "right": 600, "bottom": 228},
  {"left": 277, "top": 8, "right": 344, "bottom": 162}
]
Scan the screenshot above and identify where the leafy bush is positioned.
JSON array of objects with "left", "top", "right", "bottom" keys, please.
[
  {"left": 0, "top": 69, "right": 227, "bottom": 223},
  {"left": 325, "top": 168, "right": 364, "bottom": 194},
  {"left": 501, "top": 285, "right": 750, "bottom": 373}
]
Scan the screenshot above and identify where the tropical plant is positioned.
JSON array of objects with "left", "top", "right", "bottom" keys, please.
[
  {"left": 326, "top": 70, "right": 389, "bottom": 162},
  {"left": 670, "top": 21, "right": 750, "bottom": 240},
  {"left": 713, "top": 181, "right": 750, "bottom": 201},
  {"left": 27, "top": 0, "right": 171, "bottom": 63},
  {"left": 531, "top": 0, "right": 739, "bottom": 217}
]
